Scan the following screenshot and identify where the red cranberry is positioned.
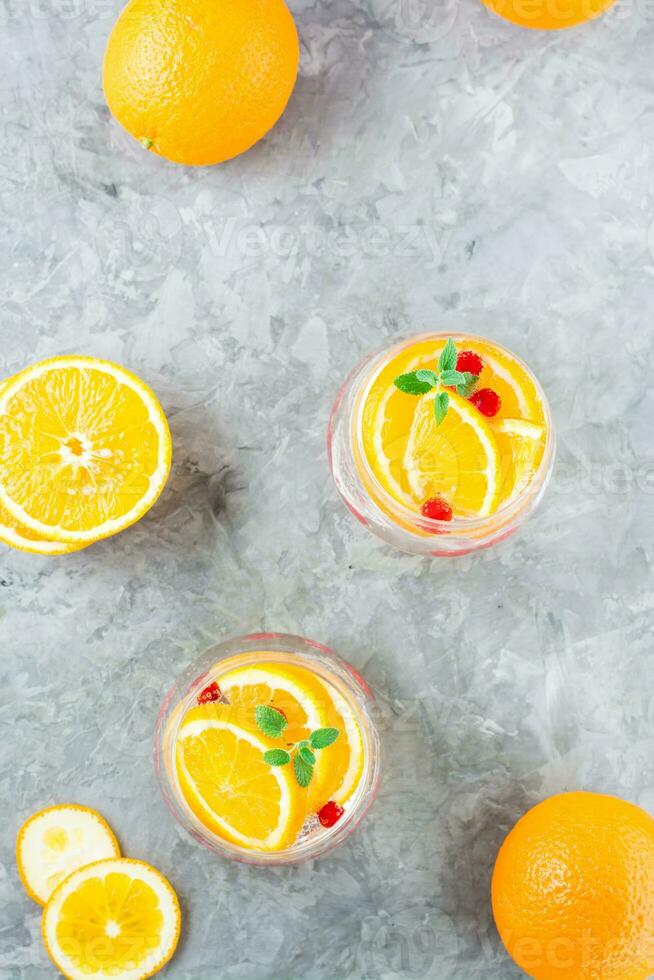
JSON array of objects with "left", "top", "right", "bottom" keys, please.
[
  {"left": 318, "top": 801, "right": 345, "bottom": 828},
  {"left": 420, "top": 496, "right": 453, "bottom": 522},
  {"left": 456, "top": 350, "right": 484, "bottom": 376},
  {"left": 197, "top": 682, "right": 222, "bottom": 705},
  {"left": 469, "top": 388, "right": 501, "bottom": 418}
]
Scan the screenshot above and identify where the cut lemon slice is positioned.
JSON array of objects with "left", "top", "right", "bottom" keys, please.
[
  {"left": 42, "top": 857, "right": 181, "bottom": 980},
  {"left": 17, "top": 805, "right": 120, "bottom": 905},
  {"left": 176, "top": 707, "right": 305, "bottom": 851},
  {"left": 0, "top": 357, "right": 172, "bottom": 544},
  {"left": 492, "top": 418, "right": 547, "bottom": 506},
  {"left": 404, "top": 391, "right": 501, "bottom": 517}
]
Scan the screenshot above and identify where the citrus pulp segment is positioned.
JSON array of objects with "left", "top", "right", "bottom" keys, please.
[
  {"left": 42, "top": 858, "right": 181, "bottom": 980},
  {"left": 0, "top": 357, "right": 171, "bottom": 544},
  {"left": 17, "top": 805, "right": 120, "bottom": 905}
]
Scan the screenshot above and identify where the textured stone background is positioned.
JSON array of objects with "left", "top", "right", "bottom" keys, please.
[{"left": 2, "top": 0, "right": 654, "bottom": 977}]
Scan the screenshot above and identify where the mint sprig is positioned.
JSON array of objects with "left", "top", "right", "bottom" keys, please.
[
  {"left": 393, "top": 337, "right": 481, "bottom": 426},
  {"left": 255, "top": 706, "right": 341, "bottom": 789}
]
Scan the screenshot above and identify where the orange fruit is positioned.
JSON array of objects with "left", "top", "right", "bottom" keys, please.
[
  {"left": 176, "top": 705, "right": 306, "bottom": 851},
  {"left": 480, "top": 0, "right": 615, "bottom": 30},
  {"left": 42, "top": 858, "right": 181, "bottom": 980},
  {"left": 17, "top": 805, "right": 120, "bottom": 905},
  {"left": 217, "top": 661, "right": 364, "bottom": 812},
  {"left": 0, "top": 357, "right": 171, "bottom": 545},
  {"left": 103, "top": 0, "right": 300, "bottom": 167},
  {"left": 492, "top": 792, "right": 654, "bottom": 980}
]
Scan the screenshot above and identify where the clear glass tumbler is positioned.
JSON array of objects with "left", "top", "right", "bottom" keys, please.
[
  {"left": 155, "top": 632, "right": 382, "bottom": 865},
  {"left": 328, "top": 331, "right": 555, "bottom": 557}
]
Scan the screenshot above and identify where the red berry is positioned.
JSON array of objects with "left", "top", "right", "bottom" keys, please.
[
  {"left": 197, "top": 682, "right": 222, "bottom": 705},
  {"left": 420, "top": 495, "right": 453, "bottom": 522},
  {"left": 318, "top": 801, "right": 345, "bottom": 828},
  {"left": 456, "top": 350, "right": 483, "bottom": 376},
  {"left": 469, "top": 388, "right": 501, "bottom": 418}
]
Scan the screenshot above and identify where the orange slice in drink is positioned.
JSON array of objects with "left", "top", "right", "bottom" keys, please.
[
  {"left": 470, "top": 338, "right": 546, "bottom": 425},
  {"left": 42, "top": 857, "right": 181, "bottom": 980},
  {"left": 0, "top": 357, "right": 171, "bottom": 544},
  {"left": 359, "top": 336, "right": 546, "bottom": 519},
  {"left": 492, "top": 418, "right": 547, "bottom": 506},
  {"left": 403, "top": 390, "right": 501, "bottom": 517},
  {"left": 176, "top": 706, "right": 305, "bottom": 851},
  {"left": 17, "top": 805, "right": 120, "bottom": 905},
  {"left": 218, "top": 662, "right": 364, "bottom": 812}
]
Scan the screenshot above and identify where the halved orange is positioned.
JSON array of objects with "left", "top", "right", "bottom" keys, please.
[
  {"left": 0, "top": 357, "right": 171, "bottom": 544},
  {"left": 42, "top": 857, "right": 181, "bottom": 980},
  {"left": 176, "top": 706, "right": 305, "bottom": 851},
  {"left": 17, "top": 804, "right": 120, "bottom": 905},
  {"left": 0, "top": 380, "right": 85, "bottom": 555}
]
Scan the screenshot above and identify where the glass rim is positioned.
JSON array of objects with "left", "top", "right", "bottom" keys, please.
[
  {"left": 337, "top": 330, "right": 556, "bottom": 535},
  {"left": 154, "top": 632, "right": 382, "bottom": 866}
]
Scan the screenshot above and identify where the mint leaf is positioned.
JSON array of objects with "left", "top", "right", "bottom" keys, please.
[
  {"left": 263, "top": 749, "right": 291, "bottom": 766},
  {"left": 310, "top": 728, "right": 340, "bottom": 749},
  {"left": 434, "top": 391, "right": 450, "bottom": 426},
  {"left": 439, "top": 369, "right": 466, "bottom": 387},
  {"left": 456, "top": 372, "right": 479, "bottom": 398},
  {"left": 298, "top": 745, "right": 316, "bottom": 766},
  {"left": 255, "top": 705, "right": 288, "bottom": 739},
  {"left": 394, "top": 372, "right": 434, "bottom": 396},
  {"left": 438, "top": 338, "right": 457, "bottom": 374},
  {"left": 294, "top": 753, "right": 314, "bottom": 788},
  {"left": 415, "top": 369, "right": 439, "bottom": 387}
]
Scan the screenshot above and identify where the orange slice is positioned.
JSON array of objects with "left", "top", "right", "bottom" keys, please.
[
  {"left": 217, "top": 662, "right": 364, "bottom": 811},
  {"left": 492, "top": 418, "right": 547, "bottom": 506},
  {"left": 268, "top": 663, "right": 365, "bottom": 809},
  {"left": 0, "top": 357, "right": 171, "bottom": 544},
  {"left": 217, "top": 662, "right": 334, "bottom": 808},
  {"left": 0, "top": 501, "right": 87, "bottom": 555},
  {"left": 42, "top": 857, "right": 181, "bottom": 980},
  {"left": 359, "top": 335, "right": 547, "bottom": 519},
  {"left": 17, "top": 805, "right": 120, "bottom": 905},
  {"left": 403, "top": 390, "right": 501, "bottom": 517},
  {"left": 470, "top": 338, "right": 546, "bottom": 425},
  {"left": 176, "top": 706, "right": 305, "bottom": 851}
]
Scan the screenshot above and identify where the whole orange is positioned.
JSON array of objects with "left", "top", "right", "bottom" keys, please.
[
  {"left": 492, "top": 792, "right": 654, "bottom": 980},
  {"left": 103, "top": 0, "right": 299, "bottom": 167},
  {"left": 480, "top": 0, "right": 615, "bottom": 29}
]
